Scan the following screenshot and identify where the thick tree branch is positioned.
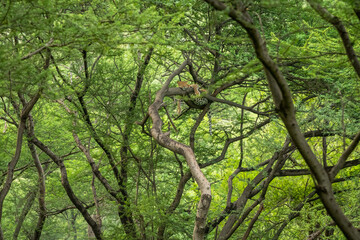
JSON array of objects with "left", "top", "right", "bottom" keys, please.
[
  {"left": 217, "top": 139, "right": 290, "bottom": 239},
  {"left": 149, "top": 59, "right": 212, "bottom": 240},
  {"left": 77, "top": 96, "right": 122, "bottom": 187},
  {"left": 307, "top": 0, "right": 360, "bottom": 78}
]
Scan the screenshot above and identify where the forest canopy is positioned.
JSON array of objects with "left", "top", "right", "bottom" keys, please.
[{"left": 1, "top": 0, "right": 360, "bottom": 239}]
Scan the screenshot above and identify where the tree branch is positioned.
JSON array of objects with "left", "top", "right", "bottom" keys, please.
[
  {"left": 149, "top": 59, "right": 212, "bottom": 239},
  {"left": 307, "top": 0, "right": 360, "bottom": 78}
]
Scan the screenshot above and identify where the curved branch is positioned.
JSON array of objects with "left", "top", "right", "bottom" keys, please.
[
  {"left": 307, "top": 0, "right": 360, "bottom": 79},
  {"left": 148, "top": 59, "right": 211, "bottom": 239}
]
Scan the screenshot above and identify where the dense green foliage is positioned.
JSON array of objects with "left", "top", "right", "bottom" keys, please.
[{"left": 0, "top": 0, "right": 360, "bottom": 239}]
